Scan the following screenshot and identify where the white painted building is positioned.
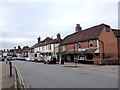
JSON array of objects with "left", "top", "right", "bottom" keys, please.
[{"left": 30, "top": 33, "right": 61, "bottom": 60}]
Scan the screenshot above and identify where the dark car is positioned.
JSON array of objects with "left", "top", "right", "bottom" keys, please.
[{"left": 0, "top": 57, "right": 4, "bottom": 61}]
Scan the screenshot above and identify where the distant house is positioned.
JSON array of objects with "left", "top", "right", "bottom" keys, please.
[
  {"left": 30, "top": 33, "right": 62, "bottom": 59},
  {"left": 0, "top": 50, "right": 3, "bottom": 58},
  {"left": 12, "top": 46, "right": 22, "bottom": 57},
  {"left": 58, "top": 24, "right": 120, "bottom": 65},
  {"left": 20, "top": 46, "right": 29, "bottom": 57}
]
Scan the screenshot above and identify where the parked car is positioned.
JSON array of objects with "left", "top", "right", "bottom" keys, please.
[
  {"left": 0, "top": 57, "right": 4, "bottom": 61},
  {"left": 25, "top": 57, "right": 35, "bottom": 62},
  {"left": 44, "top": 56, "right": 56, "bottom": 64},
  {"left": 12, "top": 57, "right": 17, "bottom": 60},
  {"left": 25, "top": 57, "right": 31, "bottom": 62},
  {"left": 35, "top": 55, "right": 45, "bottom": 62}
]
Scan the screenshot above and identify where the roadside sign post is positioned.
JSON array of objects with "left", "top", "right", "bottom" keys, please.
[{"left": 9, "top": 61, "right": 12, "bottom": 77}]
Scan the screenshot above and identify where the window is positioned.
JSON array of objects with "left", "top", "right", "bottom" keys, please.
[
  {"left": 48, "top": 45, "right": 51, "bottom": 50},
  {"left": 62, "top": 45, "right": 66, "bottom": 51},
  {"left": 78, "top": 42, "right": 81, "bottom": 49},
  {"left": 105, "top": 25, "right": 110, "bottom": 32},
  {"left": 49, "top": 45, "right": 51, "bottom": 50},
  {"left": 89, "top": 40, "right": 93, "bottom": 48},
  {"left": 42, "top": 46, "right": 44, "bottom": 51}
]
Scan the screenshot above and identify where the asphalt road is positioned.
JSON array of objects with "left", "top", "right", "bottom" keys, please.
[{"left": 13, "top": 61, "right": 118, "bottom": 88}]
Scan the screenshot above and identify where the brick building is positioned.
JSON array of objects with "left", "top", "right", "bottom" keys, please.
[{"left": 58, "top": 24, "right": 120, "bottom": 65}]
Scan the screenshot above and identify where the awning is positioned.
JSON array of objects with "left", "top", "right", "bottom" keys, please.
[{"left": 57, "top": 51, "right": 66, "bottom": 54}]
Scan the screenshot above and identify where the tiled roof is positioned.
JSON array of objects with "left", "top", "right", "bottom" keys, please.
[
  {"left": 30, "top": 43, "right": 40, "bottom": 49},
  {"left": 60, "top": 24, "right": 105, "bottom": 45},
  {"left": 30, "top": 37, "right": 61, "bottom": 49},
  {"left": 21, "top": 46, "right": 29, "bottom": 53},
  {"left": 112, "top": 29, "right": 120, "bottom": 37}
]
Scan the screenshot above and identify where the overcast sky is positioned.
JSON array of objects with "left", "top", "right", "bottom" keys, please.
[{"left": 0, "top": 0, "right": 119, "bottom": 49}]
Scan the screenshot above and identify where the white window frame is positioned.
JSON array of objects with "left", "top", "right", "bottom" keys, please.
[
  {"left": 89, "top": 40, "right": 93, "bottom": 48},
  {"left": 78, "top": 42, "right": 81, "bottom": 49},
  {"left": 62, "top": 45, "right": 66, "bottom": 51}
]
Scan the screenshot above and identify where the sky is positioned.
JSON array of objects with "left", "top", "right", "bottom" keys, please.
[{"left": 0, "top": 0, "right": 119, "bottom": 49}]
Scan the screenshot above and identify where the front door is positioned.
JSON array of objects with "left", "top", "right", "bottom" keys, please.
[{"left": 71, "top": 54, "right": 74, "bottom": 62}]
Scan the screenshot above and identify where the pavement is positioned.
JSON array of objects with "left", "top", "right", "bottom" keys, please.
[
  {"left": 58, "top": 62, "right": 118, "bottom": 75},
  {"left": 0, "top": 61, "right": 15, "bottom": 89}
]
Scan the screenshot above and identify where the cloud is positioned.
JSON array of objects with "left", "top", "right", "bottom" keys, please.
[{"left": 0, "top": 0, "right": 119, "bottom": 49}]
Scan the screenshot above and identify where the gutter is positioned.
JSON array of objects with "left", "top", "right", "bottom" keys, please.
[{"left": 13, "top": 64, "right": 31, "bottom": 90}]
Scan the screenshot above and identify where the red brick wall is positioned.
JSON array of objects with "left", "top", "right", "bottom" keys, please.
[
  {"left": 93, "top": 40, "right": 97, "bottom": 47},
  {"left": 65, "top": 43, "right": 78, "bottom": 51},
  {"left": 81, "top": 42, "right": 88, "bottom": 48},
  {"left": 66, "top": 44, "right": 74, "bottom": 50},
  {"left": 98, "top": 27, "right": 118, "bottom": 59},
  {"left": 59, "top": 40, "right": 98, "bottom": 52},
  {"left": 93, "top": 56, "right": 100, "bottom": 64},
  {"left": 80, "top": 40, "right": 97, "bottom": 49}
]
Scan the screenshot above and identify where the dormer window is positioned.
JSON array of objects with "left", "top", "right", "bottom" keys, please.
[
  {"left": 105, "top": 25, "right": 110, "bottom": 32},
  {"left": 89, "top": 40, "right": 93, "bottom": 48}
]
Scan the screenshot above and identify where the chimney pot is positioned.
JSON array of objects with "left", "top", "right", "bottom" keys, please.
[{"left": 37, "top": 36, "right": 41, "bottom": 43}]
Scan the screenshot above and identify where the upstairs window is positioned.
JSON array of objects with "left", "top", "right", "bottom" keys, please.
[
  {"left": 48, "top": 45, "right": 51, "bottom": 50},
  {"left": 78, "top": 42, "right": 81, "bottom": 49},
  {"left": 89, "top": 40, "right": 93, "bottom": 48},
  {"left": 49, "top": 45, "right": 51, "bottom": 50},
  {"left": 62, "top": 45, "right": 66, "bottom": 51},
  {"left": 42, "top": 46, "right": 44, "bottom": 51}
]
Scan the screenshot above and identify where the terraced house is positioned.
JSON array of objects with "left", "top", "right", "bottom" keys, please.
[
  {"left": 30, "top": 33, "right": 62, "bottom": 59},
  {"left": 58, "top": 24, "right": 120, "bottom": 65}
]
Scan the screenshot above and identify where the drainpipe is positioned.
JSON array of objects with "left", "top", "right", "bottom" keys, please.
[
  {"left": 117, "top": 37, "right": 120, "bottom": 58},
  {"left": 97, "top": 39, "right": 105, "bottom": 59},
  {"left": 53, "top": 43, "right": 55, "bottom": 57},
  {"left": 73, "top": 43, "right": 76, "bottom": 63}
]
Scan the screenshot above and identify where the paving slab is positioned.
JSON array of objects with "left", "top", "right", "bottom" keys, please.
[{"left": 1, "top": 61, "right": 15, "bottom": 89}]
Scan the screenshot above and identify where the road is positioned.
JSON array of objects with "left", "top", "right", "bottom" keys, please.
[
  {"left": 0, "top": 62, "right": 2, "bottom": 89},
  {"left": 13, "top": 60, "right": 118, "bottom": 88}
]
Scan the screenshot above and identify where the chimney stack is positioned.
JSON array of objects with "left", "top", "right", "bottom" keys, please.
[
  {"left": 37, "top": 36, "right": 41, "bottom": 43},
  {"left": 14, "top": 47, "right": 16, "bottom": 49},
  {"left": 57, "top": 33, "right": 61, "bottom": 39},
  {"left": 18, "top": 46, "right": 21, "bottom": 49},
  {"left": 75, "top": 24, "right": 82, "bottom": 32}
]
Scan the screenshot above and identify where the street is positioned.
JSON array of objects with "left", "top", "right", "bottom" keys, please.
[
  {"left": 13, "top": 60, "right": 118, "bottom": 88},
  {"left": 0, "top": 62, "right": 2, "bottom": 89}
]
